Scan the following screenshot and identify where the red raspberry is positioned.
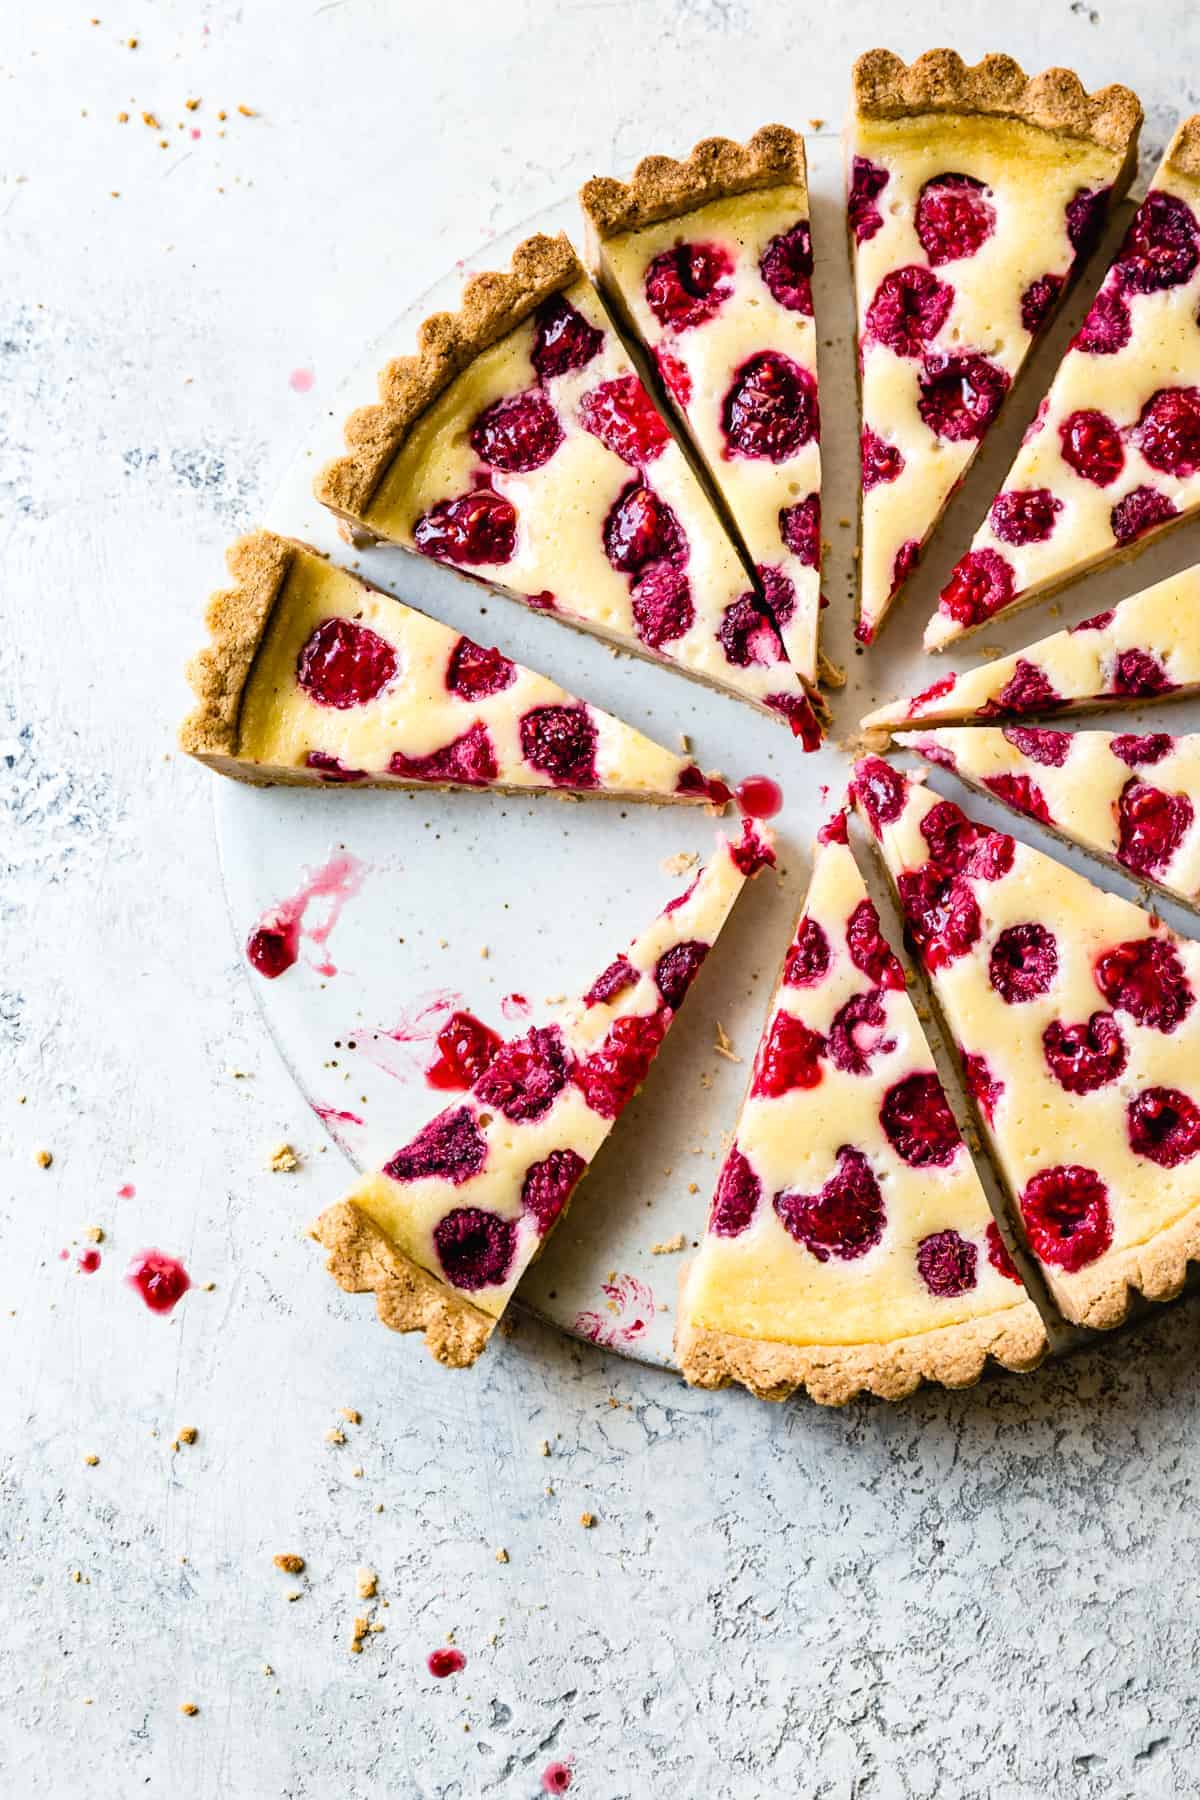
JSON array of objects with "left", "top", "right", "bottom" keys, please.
[
  {"left": 779, "top": 492, "right": 821, "bottom": 567},
  {"left": 908, "top": 676, "right": 958, "bottom": 717},
  {"left": 1114, "top": 188, "right": 1200, "bottom": 293},
  {"left": 985, "top": 1220, "right": 1021, "bottom": 1283},
  {"left": 1073, "top": 288, "right": 1131, "bottom": 355},
  {"left": 864, "top": 265, "right": 952, "bottom": 357},
  {"left": 846, "top": 897, "right": 905, "bottom": 990},
  {"left": 964, "top": 1053, "right": 1004, "bottom": 1126},
  {"left": 1002, "top": 726, "right": 1071, "bottom": 766},
  {"left": 992, "top": 659, "right": 1063, "bottom": 716},
  {"left": 848, "top": 156, "right": 888, "bottom": 244},
  {"left": 828, "top": 989, "right": 896, "bottom": 1077},
  {"left": 426, "top": 1012, "right": 502, "bottom": 1090},
  {"left": 853, "top": 755, "right": 906, "bottom": 831},
  {"left": 1071, "top": 610, "right": 1114, "bottom": 632},
  {"left": 938, "top": 549, "right": 1015, "bottom": 628},
  {"left": 389, "top": 721, "right": 498, "bottom": 787},
  {"left": 861, "top": 428, "right": 905, "bottom": 490},
  {"left": 757, "top": 565, "right": 797, "bottom": 629},
  {"left": 1095, "top": 937, "right": 1194, "bottom": 1033},
  {"left": 1059, "top": 409, "right": 1124, "bottom": 486},
  {"left": 916, "top": 1228, "right": 978, "bottom": 1296},
  {"left": 1019, "top": 1166, "right": 1112, "bottom": 1271},
  {"left": 630, "top": 562, "right": 695, "bottom": 650},
  {"left": 1020, "top": 274, "right": 1064, "bottom": 335},
  {"left": 385, "top": 1107, "right": 488, "bottom": 1185},
  {"left": 1112, "top": 483, "right": 1180, "bottom": 545},
  {"left": 1110, "top": 646, "right": 1176, "bottom": 698},
  {"left": 573, "top": 1010, "right": 667, "bottom": 1119},
  {"left": 519, "top": 705, "right": 598, "bottom": 788},
  {"left": 1067, "top": 186, "right": 1110, "bottom": 256},
  {"left": 433, "top": 1207, "right": 516, "bottom": 1291},
  {"left": 774, "top": 1146, "right": 886, "bottom": 1263},
  {"left": 656, "top": 347, "right": 692, "bottom": 408},
  {"left": 759, "top": 219, "right": 813, "bottom": 315},
  {"left": 476, "top": 1025, "right": 572, "bottom": 1123},
  {"left": 767, "top": 691, "right": 822, "bottom": 750},
  {"left": 414, "top": 490, "right": 518, "bottom": 566},
  {"left": 445, "top": 635, "right": 516, "bottom": 700},
  {"left": 1111, "top": 733, "right": 1173, "bottom": 767},
  {"left": 889, "top": 540, "right": 921, "bottom": 598},
  {"left": 1043, "top": 1011, "right": 1127, "bottom": 1094},
  {"left": 989, "top": 487, "right": 1062, "bottom": 546},
  {"left": 584, "top": 955, "right": 638, "bottom": 1007},
  {"left": 717, "top": 593, "right": 785, "bottom": 668},
  {"left": 709, "top": 1146, "right": 761, "bottom": 1237},
  {"left": 602, "top": 481, "right": 686, "bottom": 574},
  {"left": 783, "top": 916, "right": 831, "bottom": 988},
  {"left": 915, "top": 172, "right": 996, "bottom": 265},
  {"left": 1131, "top": 386, "right": 1200, "bottom": 477},
  {"left": 989, "top": 922, "right": 1058, "bottom": 1005},
  {"left": 983, "top": 772, "right": 1053, "bottom": 825},
  {"left": 644, "top": 240, "right": 734, "bottom": 332},
  {"left": 297, "top": 618, "right": 398, "bottom": 709},
  {"left": 729, "top": 818, "right": 777, "bottom": 875},
  {"left": 722, "top": 352, "right": 819, "bottom": 461},
  {"left": 578, "top": 375, "right": 671, "bottom": 466},
  {"left": 531, "top": 293, "right": 603, "bottom": 379},
  {"left": 470, "top": 388, "right": 563, "bottom": 472},
  {"left": 918, "top": 353, "right": 1009, "bottom": 441},
  {"left": 920, "top": 800, "right": 1014, "bottom": 880},
  {"left": 1128, "top": 1087, "right": 1200, "bottom": 1167},
  {"left": 655, "top": 940, "right": 708, "bottom": 1010},
  {"left": 305, "top": 752, "right": 366, "bottom": 783},
  {"left": 751, "top": 1010, "right": 826, "bottom": 1097},
  {"left": 521, "top": 1149, "right": 586, "bottom": 1234},
  {"left": 1116, "top": 778, "right": 1193, "bottom": 875},
  {"left": 898, "top": 867, "right": 981, "bottom": 969}
]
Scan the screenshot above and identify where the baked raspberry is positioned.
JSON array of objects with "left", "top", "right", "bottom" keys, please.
[
  {"left": 774, "top": 1145, "right": 885, "bottom": 1263},
  {"left": 1110, "top": 646, "right": 1176, "bottom": 698},
  {"left": 717, "top": 593, "right": 784, "bottom": 667},
  {"left": 1002, "top": 726, "right": 1071, "bottom": 766},
  {"left": 759, "top": 219, "right": 813, "bottom": 315},
  {"left": 846, "top": 898, "right": 905, "bottom": 991},
  {"left": 1067, "top": 185, "right": 1110, "bottom": 256},
  {"left": 246, "top": 918, "right": 298, "bottom": 979},
  {"left": 983, "top": 772, "right": 1053, "bottom": 824},
  {"left": 985, "top": 1219, "right": 1021, "bottom": 1283},
  {"left": 578, "top": 375, "right": 671, "bottom": 466},
  {"left": 783, "top": 916, "right": 831, "bottom": 988},
  {"left": 1023, "top": 397, "right": 1050, "bottom": 444},
  {"left": 305, "top": 751, "right": 367, "bottom": 783},
  {"left": 521, "top": 1149, "right": 587, "bottom": 1233},
  {"left": 848, "top": 156, "right": 888, "bottom": 244},
  {"left": 433, "top": 1206, "right": 516, "bottom": 1291},
  {"left": 917, "top": 1228, "right": 978, "bottom": 1296},
  {"left": 573, "top": 1010, "right": 667, "bottom": 1118},
  {"left": 1019, "top": 1165, "right": 1112, "bottom": 1272},
  {"left": 630, "top": 562, "right": 695, "bottom": 650},
  {"left": 1116, "top": 778, "right": 1193, "bottom": 875},
  {"left": 519, "top": 705, "right": 598, "bottom": 787},
  {"left": 964, "top": 1052, "right": 1003, "bottom": 1125},
  {"left": 384, "top": 1107, "right": 487, "bottom": 1185},
  {"left": 729, "top": 817, "right": 777, "bottom": 876},
  {"left": 414, "top": 490, "right": 518, "bottom": 566},
  {"left": 767, "top": 691, "right": 822, "bottom": 749},
  {"left": 864, "top": 265, "right": 952, "bottom": 357},
  {"left": 1043, "top": 1011, "right": 1127, "bottom": 1093},
  {"left": 445, "top": 635, "right": 517, "bottom": 700},
  {"left": 908, "top": 675, "right": 957, "bottom": 716},
  {"left": 882, "top": 1072, "right": 961, "bottom": 1167},
  {"left": 1095, "top": 936, "right": 1194, "bottom": 1033},
  {"left": 916, "top": 172, "right": 995, "bottom": 265},
  {"left": 938, "top": 549, "right": 1015, "bottom": 627},
  {"left": 994, "top": 659, "right": 1063, "bottom": 715},
  {"left": 531, "top": 293, "right": 603, "bottom": 379},
  {"left": 426, "top": 1011, "right": 502, "bottom": 1090},
  {"left": 989, "top": 922, "right": 1058, "bottom": 1004},
  {"left": 709, "top": 1146, "right": 761, "bottom": 1237},
  {"left": 1020, "top": 274, "right": 1064, "bottom": 336},
  {"left": 644, "top": 240, "right": 734, "bottom": 332},
  {"left": 861, "top": 428, "right": 905, "bottom": 490},
  {"left": 853, "top": 755, "right": 905, "bottom": 831},
  {"left": 476, "top": 1024, "right": 572, "bottom": 1123},
  {"left": 890, "top": 540, "right": 921, "bottom": 597},
  {"left": 828, "top": 989, "right": 896, "bottom": 1077},
  {"left": 389, "top": 721, "right": 499, "bottom": 787},
  {"left": 779, "top": 492, "right": 821, "bottom": 567},
  {"left": 920, "top": 800, "right": 1013, "bottom": 880},
  {"left": 656, "top": 347, "right": 692, "bottom": 408},
  {"left": 818, "top": 809, "right": 850, "bottom": 845},
  {"left": 655, "top": 940, "right": 708, "bottom": 1010},
  {"left": 1111, "top": 485, "right": 1180, "bottom": 546},
  {"left": 1114, "top": 188, "right": 1200, "bottom": 294},
  {"left": 584, "top": 954, "right": 638, "bottom": 1007},
  {"left": 470, "top": 388, "right": 563, "bottom": 473},
  {"left": 898, "top": 867, "right": 981, "bottom": 969},
  {"left": 296, "top": 617, "right": 397, "bottom": 709},
  {"left": 757, "top": 565, "right": 797, "bottom": 629},
  {"left": 675, "top": 765, "right": 733, "bottom": 807},
  {"left": 1071, "top": 609, "right": 1114, "bottom": 632},
  {"left": 1059, "top": 409, "right": 1124, "bottom": 487},
  {"left": 1131, "top": 386, "right": 1200, "bottom": 477},
  {"left": 1128, "top": 1087, "right": 1200, "bottom": 1167},
  {"left": 1073, "top": 288, "right": 1131, "bottom": 356},
  {"left": 989, "top": 487, "right": 1063, "bottom": 546},
  {"left": 1110, "top": 733, "right": 1173, "bottom": 767},
  {"left": 602, "top": 481, "right": 686, "bottom": 574},
  {"left": 918, "top": 354, "right": 1009, "bottom": 442},
  {"left": 752, "top": 1010, "right": 826, "bottom": 1097},
  {"left": 721, "top": 352, "right": 819, "bottom": 461}
]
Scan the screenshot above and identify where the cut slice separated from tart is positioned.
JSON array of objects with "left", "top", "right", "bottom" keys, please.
[
  {"left": 179, "top": 530, "right": 731, "bottom": 805},
  {"left": 929, "top": 116, "right": 1200, "bottom": 650},
  {"left": 854, "top": 757, "right": 1200, "bottom": 1329},
  {"left": 580, "top": 126, "right": 824, "bottom": 686},
  {"left": 862, "top": 564, "right": 1200, "bottom": 733},
  {"left": 676, "top": 811, "right": 1046, "bottom": 1405},
  {"left": 900, "top": 726, "right": 1200, "bottom": 912},
  {"left": 312, "top": 820, "right": 776, "bottom": 1367},
  {"left": 848, "top": 48, "right": 1141, "bottom": 645},
  {"left": 315, "top": 232, "right": 821, "bottom": 744}
]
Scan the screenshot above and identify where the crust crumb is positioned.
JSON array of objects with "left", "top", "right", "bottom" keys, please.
[
  {"left": 274, "top": 1553, "right": 305, "bottom": 1574},
  {"left": 494, "top": 1547, "right": 509, "bottom": 1563},
  {"left": 324, "top": 1428, "right": 345, "bottom": 1445},
  {"left": 356, "top": 1567, "right": 377, "bottom": 1599},
  {"left": 180, "top": 1702, "right": 198, "bottom": 1716},
  {"left": 340, "top": 1407, "right": 361, "bottom": 1424},
  {"left": 84, "top": 1454, "right": 99, "bottom": 1466},
  {"left": 662, "top": 849, "right": 699, "bottom": 878},
  {"left": 652, "top": 1233, "right": 687, "bottom": 1255},
  {"left": 579, "top": 1512, "right": 596, "bottom": 1529},
  {"left": 35, "top": 1149, "right": 53, "bottom": 1169},
  {"left": 714, "top": 1022, "right": 740, "bottom": 1063},
  {"left": 177, "top": 1426, "right": 198, "bottom": 1446},
  {"left": 538, "top": 1439, "right": 551, "bottom": 1457},
  {"left": 268, "top": 1143, "right": 300, "bottom": 1173},
  {"left": 85, "top": 1225, "right": 104, "bottom": 1243}
]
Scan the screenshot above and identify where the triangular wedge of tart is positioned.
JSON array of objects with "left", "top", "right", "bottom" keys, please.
[
  {"left": 675, "top": 810, "right": 1046, "bottom": 1405},
  {"left": 899, "top": 726, "right": 1200, "bottom": 912},
  {"left": 854, "top": 757, "right": 1200, "bottom": 1329},
  {"left": 929, "top": 116, "right": 1200, "bottom": 650},
  {"left": 862, "top": 564, "right": 1200, "bottom": 733},
  {"left": 315, "top": 232, "right": 821, "bottom": 745},
  {"left": 179, "top": 530, "right": 731, "bottom": 805},
  {"left": 847, "top": 48, "right": 1141, "bottom": 645},
  {"left": 312, "top": 821, "right": 775, "bottom": 1367},
  {"left": 580, "top": 126, "right": 824, "bottom": 687}
]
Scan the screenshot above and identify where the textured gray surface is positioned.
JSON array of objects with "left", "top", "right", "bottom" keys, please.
[{"left": 5, "top": 3, "right": 1200, "bottom": 1795}]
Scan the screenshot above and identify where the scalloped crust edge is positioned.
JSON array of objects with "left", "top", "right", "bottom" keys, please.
[
  {"left": 179, "top": 528, "right": 294, "bottom": 772},
  {"left": 580, "top": 125, "right": 808, "bottom": 242},
  {"left": 315, "top": 232, "right": 580, "bottom": 526},
  {"left": 1165, "top": 114, "right": 1200, "bottom": 185},
  {"left": 851, "top": 48, "right": 1142, "bottom": 154},
  {"left": 1060, "top": 1202, "right": 1200, "bottom": 1329},
  {"left": 311, "top": 1200, "right": 494, "bottom": 1368}
]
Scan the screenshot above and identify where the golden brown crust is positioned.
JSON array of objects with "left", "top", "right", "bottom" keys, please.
[
  {"left": 1060, "top": 1204, "right": 1200, "bottom": 1329},
  {"left": 312, "top": 1201, "right": 494, "bottom": 1368},
  {"left": 851, "top": 48, "right": 1142, "bottom": 154},
  {"left": 179, "top": 530, "right": 294, "bottom": 763},
  {"left": 1165, "top": 114, "right": 1200, "bottom": 184},
  {"left": 580, "top": 125, "right": 809, "bottom": 241},
  {"left": 315, "top": 232, "right": 580, "bottom": 525}
]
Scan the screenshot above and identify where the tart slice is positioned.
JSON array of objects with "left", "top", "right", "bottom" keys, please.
[
  {"left": 929, "top": 117, "right": 1200, "bottom": 650},
  {"left": 854, "top": 757, "right": 1200, "bottom": 1328},
  {"left": 900, "top": 726, "right": 1200, "bottom": 912},
  {"left": 312, "top": 821, "right": 775, "bottom": 1366},
  {"left": 848, "top": 48, "right": 1140, "bottom": 644},
  {"left": 315, "top": 233, "right": 820, "bottom": 743},
  {"left": 179, "top": 530, "right": 729, "bottom": 804},
  {"left": 862, "top": 564, "right": 1200, "bottom": 733},
  {"left": 676, "top": 811, "right": 1046, "bottom": 1404},
  {"left": 580, "top": 127, "right": 824, "bottom": 685}
]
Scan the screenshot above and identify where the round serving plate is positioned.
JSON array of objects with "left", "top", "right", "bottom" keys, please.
[{"left": 215, "top": 138, "right": 1200, "bottom": 1369}]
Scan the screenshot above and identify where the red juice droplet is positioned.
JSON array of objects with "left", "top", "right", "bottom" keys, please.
[
  {"left": 425, "top": 1012, "right": 502, "bottom": 1090},
  {"left": 427, "top": 1647, "right": 466, "bottom": 1678},
  {"left": 542, "top": 1764, "right": 573, "bottom": 1794},
  {"left": 58, "top": 1247, "right": 70, "bottom": 1261},
  {"left": 501, "top": 992, "right": 531, "bottom": 1022},
  {"left": 289, "top": 366, "right": 315, "bottom": 393},
  {"left": 736, "top": 774, "right": 783, "bottom": 819},
  {"left": 78, "top": 1249, "right": 102, "bottom": 1274},
  {"left": 125, "top": 1249, "right": 191, "bottom": 1315},
  {"left": 117, "top": 1183, "right": 136, "bottom": 1199}
]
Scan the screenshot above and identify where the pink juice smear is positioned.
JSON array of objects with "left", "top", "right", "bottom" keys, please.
[
  {"left": 542, "top": 1764, "right": 573, "bottom": 1794},
  {"left": 246, "top": 850, "right": 364, "bottom": 979},
  {"left": 125, "top": 1249, "right": 191, "bottom": 1314},
  {"left": 501, "top": 992, "right": 531, "bottom": 1021}
]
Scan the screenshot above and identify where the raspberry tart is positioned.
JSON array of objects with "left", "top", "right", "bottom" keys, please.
[
  {"left": 854, "top": 759, "right": 1200, "bottom": 1327},
  {"left": 312, "top": 821, "right": 775, "bottom": 1366},
  {"left": 675, "top": 813, "right": 1046, "bottom": 1404},
  {"left": 848, "top": 49, "right": 1140, "bottom": 644},
  {"left": 315, "top": 233, "right": 820, "bottom": 743},
  {"left": 580, "top": 127, "right": 824, "bottom": 687},
  {"left": 180, "top": 531, "right": 729, "bottom": 805},
  {"left": 863, "top": 565, "right": 1200, "bottom": 733},
  {"left": 930, "top": 116, "right": 1200, "bottom": 650},
  {"left": 900, "top": 726, "right": 1200, "bottom": 912}
]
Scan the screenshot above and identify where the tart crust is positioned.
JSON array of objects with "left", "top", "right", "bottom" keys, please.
[
  {"left": 315, "top": 232, "right": 579, "bottom": 525},
  {"left": 1062, "top": 1203, "right": 1200, "bottom": 1330},
  {"left": 1167, "top": 114, "right": 1200, "bottom": 184},
  {"left": 312, "top": 1200, "right": 494, "bottom": 1368},
  {"left": 580, "top": 125, "right": 808, "bottom": 241},
  {"left": 179, "top": 529, "right": 294, "bottom": 775},
  {"left": 851, "top": 48, "right": 1142, "bottom": 153}
]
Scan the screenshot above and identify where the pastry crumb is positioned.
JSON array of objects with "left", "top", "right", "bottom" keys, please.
[
  {"left": 273, "top": 1554, "right": 305, "bottom": 1574},
  {"left": 85, "top": 1225, "right": 104, "bottom": 1243},
  {"left": 180, "top": 1702, "right": 198, "bottom": 1716},
  {"left": 662, "top": 849, "right": 699, "bottom": 878},
  {"left": 285, "top": 1589, "right": 303, "bottom": 1603},
  {"left": 84, "top": 1454, "right": 99, "bottom": 1467},
  {"left": 356, "top": 1567, "right": 377, "bottom": 1599},
  {"left": 268, "top": 1143, "right": 300, "bottom": 1173},
  {"left": 494, "top": 1547, "right": 509, "bottom": 1564},
  {"left": 579, "top": 1512, "right": 596, "bottom": 1529},
  {"left": 324, "top": 1428, "right": 345, "bottom": 1445},
  {"left": 340, "top": 1407, "right": 361, "bottom": 1424},
  {"left": 35, "top": 1149, "right": 53, "bottom": 1169},
  {"left": 538, "top": 1439, "right": 550, "bottom": 1457},
  {"left": 714, "top": 1022, "right": 740, "bottom": 1063},
  {"left": 651, "top": 1233, "right": 686, "bottom": 1255},
  {"left": 177, "top": 1426, "right": 198, "bottom": 1446}
]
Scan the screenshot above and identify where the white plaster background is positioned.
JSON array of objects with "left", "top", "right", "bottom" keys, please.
[{"left": 6, "top": 2, "right": 1200, "bottom": 1795}]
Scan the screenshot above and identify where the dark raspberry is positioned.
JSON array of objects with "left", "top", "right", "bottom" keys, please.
[
  {"left": 890, "top": 540, "right": 921, "bottom": 597},
  {"left": 1019, "top": 1166, "right": 1112, "bottom": 1272},
  {"left": 414, "top": 490, "right": 518, "bottom": 566},
  {"left": 865, "top": 265, "right": 952, "bottom": 357},
  {"left": 656, "top": 347, "right": 692, "bottom": 407},
  {"left": 848, "top": 156, "right": 888, "bottom": 244},
  {"left": 470, "top": 388, "right": 563, "bottom": 473},
  {"left": 389, "top": 721, "right": 498, "bottom": 787},
  {"left": 305, "top": 751, "right": 367, "bottom": 783},
  {"left": 818, "top": 809, "right": 850, "bottom": 845},
  {"left": 1128, "top": 1087, "right": 1200, "bottom": 1167},
  {"left": 1131, "top": 386, "right": 1200, "bottom": 477},
  {"left": 779, "top": 492, "right": 821, "bottom": 567},
  {"left": 759, "top": 218, "right": 813, "bottom": 314},
  {"left": 722, "top": 352, "right": 819, "bottom": 461},
  {"left": 828, "top": 989, "right": 896, "bottom": 1077},
  {"left": 1067, "top": 185, "right": 1110, "bottom": 256},
  {"left": 846, "top": 898, "right": 905, "bottom": 991},
  {"left": 675, "top": 765, "right": 732, "bottom": 807},
  {"left": 644, "top": 239, "right": 734, "bottom": 332},
  {"left": 756, "top": 568, "right": 795, "bottom": 633},
  {"left": 433, "top": 1206, "right": 516, "bottom": 1291},
  {"left": 475, "top": 1024, "right": 572, "bottom": 1123},
  {"left": 989, "top": 922, "right": 1059, "bottom": 1004},
  {"left": 1116, "top": 778, "right": 1193, "bottom": 875},
  {"left": 729, "top": 817, "right": 777, "bottom": 876},
  {"left": 964, "top": 1053, "right": 1003, "bottom": 1125},
  {"left": 989, "top": 487, "right": 1063, "bottom": 546},
  {"left": 1114, "top": 188, "right": 1200, "bottom": 294},
  {"left": 774, "top": 1145, "right": 886, "bottom": 1263},
  {"left": 994, "top": 659, "right": 1063, "bottom": 715},
  {"left": 584, "top": 954, "right": 638, "bottom": 1007},
  {"left": 1002, "top": 726, "right": 1071, "bottom": 766},
  {"left": 246, "top": 919, "right": 298, "bottom": 980},
  {"left": 296, "top": 617, "right": 397, "bottom": 709},
  {"left": 938, "top": 549, "right": 1016, "bottom": 627},
  {"left": 385, "top": 1107, "right": 488, "bottom": 1186},
  {"left": 578, "top": 375, "right": 671, "bottom": 466},
  {"left": 1110, "top": 646, "right": 1176, "bottom": 697},
  {"left": 853, "top": 755, "right": 906, "bottom": 831},
  {"left": 985, "top": 1219, "right": 1021, "bottom": 1283},
  {"left": 1043, "top": 1011, "right": 1127, "bottom": 1094},
  {"left": 751, "top": 1010, "right": 826, "bottom": 1097},
  {"left": 783, "top": 916, "right": 831, "bottom": 988},
  {"left": 983, "top": 772, "right": 1052, "bottom": 824},
  {"left": 897, "top": 867, "right": 982, "bottom": 969},
  {"left": 1073, "top": 288, "right": 1131, "bottom": 356},
  {"left": 881, "top": 1072, "right": 962, "bottom": 1167},
  {"left": 445, "top": 635, "right": 517, "bottom": 700},
  {"left": 920, "top": 799, "right": 1014, "bottom": 880},
  {"left": 918, "top": 353, "right": 1009, "bottom": 442},
  {"left": 916, "top": 1228, "right": 978, "bottom": 1296},
  {"left": 531, "top": 293, "right": 603, "bottom": 379},
  {"left": 1111, "top": 733, "right": 1173, "bottom": 766},
  {"left": 718, "top": 593, "right": 785, "bottom": 668},
  {"left": 861, "top": 427, "right": 905, "bottom": 490},
  {"left": 655, "top": 940, "right": 708, "bottom": 1010},
  {"left": 630, "top": 562, "right": 695, "bottom": 650},
  {"left": 709, "top": 1146, "right": 761, "bottom": 1237},
  {"left": 1071, "top": 609, "right": 1115, "bottom": 632},
  {"left": 519, "top": 705, "right": 598, "bottom": 787},
  {"left": 915, "top": 172, "right": 995, "bottom": 265},
  {"left": 1059, "top": 409, "right": 1124, "bottom": 486},
  {"left": 1112, "top": 485, "right": 1180, "bottom": 546},
  {"left": 573, "top": 1010, "right": 668, "bottom": 1118},
  {"left": 521, "top": 1149, "right": 587, "bottom": 1234},
  {"left": 602, "top": 481, "right": 686, "bottom": 574},
  {"left": 1095, "top": 936, "right": 1194, "bottom": 1033},
  {"left": 1020, "top": 274, "right": 1064, "bottom": 335},
  {"left": 767, "top": 691, "right": 822, "bottom": 749}
]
